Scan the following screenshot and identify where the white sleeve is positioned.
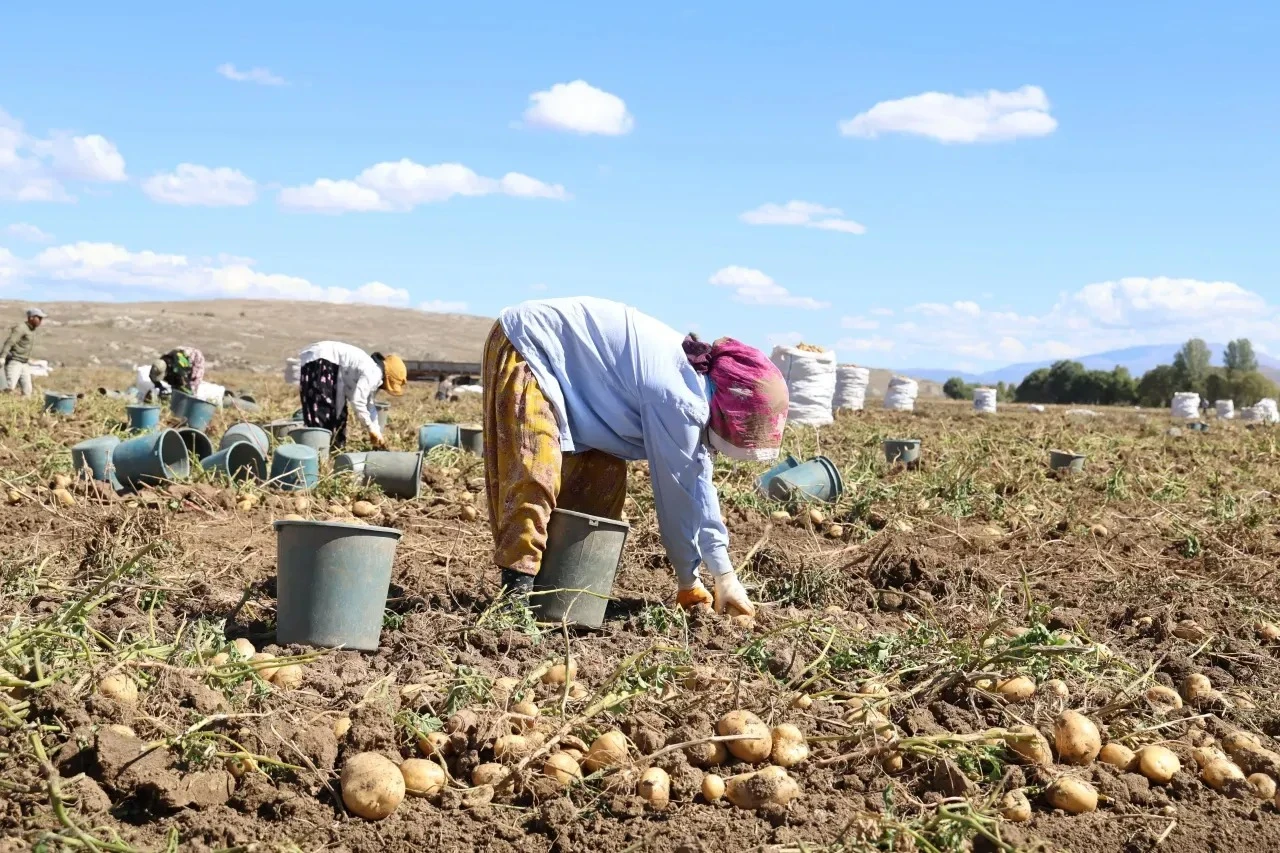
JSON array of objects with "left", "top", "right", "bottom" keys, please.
[{"left": 349, "top": 365, "right": 383, "bottom": 437}]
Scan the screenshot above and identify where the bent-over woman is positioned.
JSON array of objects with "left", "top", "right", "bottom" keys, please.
[{"left": 297, "top": 341, "right": 406, "bottom": 449}]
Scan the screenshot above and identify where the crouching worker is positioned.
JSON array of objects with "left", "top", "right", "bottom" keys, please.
[
  {"left": 297, "top": 341, "right": 406, "bottom": 449},
  {"left": 482, "top": 297, "right": 788, "bottom": 617},
  {"left": 149, "top": 347, "right": 205, "bottom": 399}
]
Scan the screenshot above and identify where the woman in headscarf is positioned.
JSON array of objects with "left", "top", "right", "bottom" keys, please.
[
  {"left": 297, "top": 341, "right": 407, "bottom": 449},
  {"left": 149, "top": 346, "right": 205, "bottom": 397},
  {"left": 483, "top": 297, "right": 788, "bottom": 616}
]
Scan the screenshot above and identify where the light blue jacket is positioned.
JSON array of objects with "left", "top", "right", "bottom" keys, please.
[{"left": 500, "top": 297, "right": 731, "bottom": 583}]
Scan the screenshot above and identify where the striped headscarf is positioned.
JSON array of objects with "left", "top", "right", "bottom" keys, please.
[{"left": 683, "top": 334, "right": 788, "bottom": 461}]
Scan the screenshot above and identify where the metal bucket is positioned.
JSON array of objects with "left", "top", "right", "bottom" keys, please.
[
  {"left": 43, "top": 392, "right": 76, "bottom": 416},
  {"left": 418, "top": 423, "right": 461, "bottom": 452},
  {"left": 768, "top": 456, "right": 844, "bottom": 504},
  {"left": 126, "top": 405, "right": 161, "bottom": 432},
  {"left": 274, "top": 519, "right": 403, "bottom": 651},
  {"left": 883, "top": 438, "right": 922, "bottom": 467},
  {"left": 71, "top": 435, "right": 121, "bottom": 483},
  {"left": 1048, "top": 449, "right": 1086, "bottom": 472},
  {"left": 459, "top": 424, "right": 484, "bottom": 455},
  {"left": 756, "top": 454, "right": 800, "bottom": 498},
  {"left": 334, "top": 450, "right": 423, "bottom": 499},
  {"left": 269, "top": 444, "right": 319, "bottom": 491},
  {"left": 289, "top": 427, "right": 332, "bottom": 458},
  {"left": 219, "top": 422, "right": 270, "bottom": 456},
  {"left": 532, "top": 508, "right": 630, "bottom": 629},
  {"left": 113, "top": 429, "right": 190, "bottom": 491},
  {"left": 201, "top": 442, "right": 267, "bottom": 483}
]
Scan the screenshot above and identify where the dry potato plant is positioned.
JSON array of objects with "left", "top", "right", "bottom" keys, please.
[{"left": 3, "top": 368, "right": 1280, "bottom": 852}]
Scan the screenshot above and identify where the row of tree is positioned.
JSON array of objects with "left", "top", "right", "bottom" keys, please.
[{"left": 941, "top": 338, "right": 1278, "bottom": 408}]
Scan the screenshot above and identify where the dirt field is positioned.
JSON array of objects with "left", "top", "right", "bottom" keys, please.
[{"left": 3, "top": 369, "right": 1280, "bottom": 852}]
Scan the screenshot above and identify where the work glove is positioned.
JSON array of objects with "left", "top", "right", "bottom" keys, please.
[
  {"left": 713, "top": 571, "right": 755, "bottom": 617},
  {"left": 676, "top": 579, "right": 713, "bottom": 611}
]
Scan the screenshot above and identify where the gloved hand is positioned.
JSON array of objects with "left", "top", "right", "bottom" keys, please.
[
  {"left": 676, "top": 580, "right": 713, "bottom": 611},
  {"left": 713, "top": 571, "right": 755, "bottom": 617}
]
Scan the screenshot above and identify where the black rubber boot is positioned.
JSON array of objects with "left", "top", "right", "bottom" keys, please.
[{"left": 500, "top": 568, "right": 535, "bottom": 597}]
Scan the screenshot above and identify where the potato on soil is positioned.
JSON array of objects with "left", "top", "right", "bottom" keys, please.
[
  {"left": 686, "top": 738, "right": 728, "bottom": 768},
  {"left": 717, "top": 710, "right": 773, "bottom": 763},
  {"left": 1182, "top": 673, "right": 1216, "bottom": 704},
  {"left": 1172, "top": 619, "right": 1208, "bottom": 641},
  {"left": 351, "top": 500, "right": 379, "bottom": 518},
  {"left": 1099, "top": 743, "right": 1137, "bottom": 772},
  {"left": 230, "top": 638, "right": 256, "bottom": 659},
  {"left": 51, "top": 473, "right": 72, "bottom": 490},
  {"left": 769, "top": 510, "right": 791, "bottom": 523},
  {"left": 334, "top": 717, "right": 352, "bottom": 739},
  {"left": 995, "top": 676, "right": 1036, "bottom": 702},
  {"left": 880, "top": 751, "right": 904, "bottom": 774},
  {"left": 724, "top": 766, "right": 800, "bottom": 810},
  {"left": 1004, "top": 725, "right": 1053, "bottom": 766},
  {"left": 791, "top": 693, "right": 813, "bottom": 710},
  {"left": 272, "top": 663, "right": 303, "bottom": 689},
  {"left": 224, "top": 756, "right": 257, "bottom": 779},
  {"left": 460, "top": 505, "right": 479, "bottom": 522},
  {"left": 417, "top": 731, "right": 450, "bottom": 757},
  {"left": 1221, "top": 731, "right": 1280, "bottom": 776},
  {"left": 1144, "top": 685, "right": 1182, "bottom": 711},
  {"left": 1054, "top": 711, "right": 1101, "bottom": 765},
  {"left": 510, "top": 700, "right": 539, "bottom": 730},
  {"left": 769, "top": 724, "right": 810, "bottom": 768},
  {"left": 493, "top": 734, "right": 531, "bottom": 762},
  {"left": 1201, "top": 758, "right": 1247, "bottom": 795},
  {"left": 6, "top": 489, "right": 22, "bottom": 505},
  {"left": 1045, "top": 777, "right": 1097, "bottom": 814},
  {"left": 1248, "top": 773, "right": 1276, "bottom": 801},
  {"left": 250, "top": 653, "right": 280, "bottom": 682},
  {"left": 1258, "top": 622, "right": 1280, "bottom": 643},
  {"left": 472, "top": 763, "right": 509, "bottom": 786},
  {"left": 999, "top": 789, "right": 1032, "bottom": 822},
  {"left": 400, "top": 758, "right": 445, "bottom": 797},
  {"left": 638, "top": 767, "right": 671, "bottom": 811},
  {"left": 97, "top": 673, "right": 138, "bottom": 705},
  {"left": 1039, "top": 679, "right": 1069, "bottom": 701},
  {"left": 447, "top": 709, "right": 479, "bottom": 734},
  {"left": 51, "top": 487, "right": 76, "bottom": 507},
  {"left": 702, "top": 773, "right": 726, "bottom": 802},
  {"left": 542, "top": 658, "right": 577, "bottom": 685},
  {"left": 543, "top": 752, "right": 583, "bottom": 787},
  {"left": 583, "top": 730, "right": 629, "bottom": 772},
  {"left": 341, "top": 752, "right": 405, "bottom": 820},
  {"left": 1137, "top": 746, "right": 1180, "bottom": 783}
]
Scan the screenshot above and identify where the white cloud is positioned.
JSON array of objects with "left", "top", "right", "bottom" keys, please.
[
  {"left": 0, "top": 107, "right": 127, "bottom": 201},
  {"left": 839, "top": 85, "right": 1057, "bottom": 143},
  {"left": 841, "top": 316, "right": 878, "bottom": 330},
  {"left": 870, "top": 307, "right": 894, "bottom": 316},
  {"left": 740, "top": 201, "right": 865, "bottom": 235},
  {"left": 5, "top": 223, "right": 53, "bottom": 243},
  {"left": 708, "top": 266, "right": 829, "bottom": 310},
  {"left": 836, "top": 336, "right": 895, "bottom": 353},
  {"left": 142, "top": 164, "right": 257, "bottom": 206},
  {"left": 419, "top": 299, "right": 469, "bottom": 313},
  {"left": 12, "top": 241, "right": 411, "bottom": 305},
  {"left": 217, "top": 63, "right": 287, "bottom": 86},
  {"left": 766, "top": 331, "right": 804, "bottom": 348},
  {"left": 911, "top": 300, "right": 982, "bottom": 317},
  {"left": 279, "top": 159, "right": 568, "bottom": 213},
  {"left": 523, "top": 80, "right": 634, "bottom": 136}
]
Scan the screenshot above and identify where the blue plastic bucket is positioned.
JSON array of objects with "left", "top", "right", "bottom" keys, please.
[
  {"left": 43, "top": 392, "right": 76, "bottom": 416},
  {"left": 883, "top": 438, "right": 922, "bottom": 467},
  {"left": 756, "top": 454, "right": 800, "bottom": 497},
  {"left": 126, "top": 405, "right": 161, "bottom": 432},
  {"left": 269, "top": 444, "right": 319, "bottom": 491},
  {"left": 176, "top": 428, "right": 214, "bottom": 461},
  {"left": 113, "top": 429, "right": 191, "bottom": 491},
  {"left": 71, "top": 435, "right": 121, "bottom": 482},
  {"left": 459, "top": 425, "right": 484, "bottom": 455},
  {"left": 274, "top": 519, "right": 403, "bottom": 650},
  {"left": 767, "top": 455, "right": 843, "bottom": 504},
  {"left": 220, "top": 422, "right": 270, "bottom": 456},
  {"left": 183, "top": 397, "right": 217, "bottom": 431},
  {"left": 201, "top": 443, "right": 267, "bottom": 483},
  {"left": 418, "top": 423, "right": 461, "bottom": 452},
  {"left": 169, "top": 391, "right": 192, "bottom": 421},
  {"left": 289, "top": 427, "right": 331, "bottom": 457}
]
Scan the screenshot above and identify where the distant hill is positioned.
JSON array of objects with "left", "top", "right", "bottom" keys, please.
[{"left": 905, "top": 343, "right": 1280, "bottom": 387}]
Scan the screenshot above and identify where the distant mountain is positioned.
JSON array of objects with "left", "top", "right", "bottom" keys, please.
[{"left": 903, "top": 343, "right": 1280, "bottom": 387}]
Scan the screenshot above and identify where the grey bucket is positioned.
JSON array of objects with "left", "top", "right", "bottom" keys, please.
[
  {"left": 113, "top": 429, "right": 190, "bottom": 491},
  {"left": 375, "top": 401, "right": 390, "bottom": 430},
  {"left": 334, "top": 450, "right": 423, "bottom": 499},
  {"left": 220, "top": 422, "right": 270, "bottom": 456},
  {"left": 532, "top": 508, "right": 630, "bottom": 629},
  {"left": 43, "top": 392, "right": 76, "bottom": 416},
  {"left": 289, "top": 427, "right": 332, "bottom": 458},
  {"left": 1048, "top": 449, "right": 1086, "bottom": 473},
  {"left": 202, "top": 442, "right": 267, "bottom": 483},
  {"left": 767, "top": 456, "right": 844, "bottom": 504},
  {"left": 268, "top": 419, "right": 302, "bottom": 441},
  {"left": 883, "top": 438, "right": 922, "bottom": 467},
  {"left": 177, "top": 428, "right": 215, "bottom": 461},
  {"left": 274, "top": 519, "right": 403, "bottom": 651},
  {"left": 228, "top": 396, "right": 260, "bottom": 414},
  {"left": 459, "top": 424, "right": 484, "bottom": 455},
  {"left": 270, "top": 444, "right": 319, "bottom": 491},
  {"left": 71, "top": 435, "right": 121, "bottom": 483}
]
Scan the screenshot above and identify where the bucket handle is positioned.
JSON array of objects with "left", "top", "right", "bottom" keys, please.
[{"left": 589, "top": 519, "right": 599, "bottom": 528}]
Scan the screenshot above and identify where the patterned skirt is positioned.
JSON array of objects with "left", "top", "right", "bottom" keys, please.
[{"left": 300, "top": 359, "right": 349, "bottom": 448}]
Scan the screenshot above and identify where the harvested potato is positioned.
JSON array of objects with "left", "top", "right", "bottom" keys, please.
[
  {"left": 417, "top": 731, "right": 450, "bottom": 757},
  {"left": 472, "top": 763, "right": 509, "bottom": 786},
  {"left": 492, "top": 676, "right": 520, "bottom": 703},
  {"left": 493, "top": 734, "right": 531, "bottom": 762},
  {"left": 51, "top": 488, "right": 76, "bottom": 507},
  {"left": 1258, "top": 623, "right": 1280, "bottom": 643},
  {"left": 1221, "top": 731, "right": 1280, "bottom": 776},
  {"left": 292, "top": 496, "right": 311, "bottom": 512},
  {"left": 1137, "top": 746, "right": 1180, "bottom": 784},
  {"left": 224, "top": 755, "right": 258, "bottom": 779},
  {"left": 701, "top": 773, "right": 726, "bottom": 802},
  {"left": 1145, "top": 685, "right": 1183, "bottom": 711},
  {"left": 638, "top": 767, "right": 670, "bottom": 811},
  {"left": 1201, "top": 758, "right": 1247, "bottom": 795},
  {"left": 231, "top": 638, "right": 256, "bottom": 659},
  {"left": 717, "top": 710, "right": 773, "bottom": 763},
  {"left": 510, "top": 700, "right": 539, "bottom": 730},
  {"left": 583, "top": 730, "right": 629, "bottom": 772},
  {"left": 1005, "top": 725, "right": 1053, "bottom": 766},
  {"left": 880, "top": 751, "right": 905, "bottom": 774},
  {"left": 1045, "top": 777, "right": 1097, "bottom": 814},
  {"left": 824, "top": 523, "right": 844, "bottom": 539},
  {"left": 543, "top": 753, "right": 583, "bottom": 787},
  {"left": 685, "top": 738, "right": 728, "bottom": 768},
  {"left": 996, "top": 676, "right": 1036, "bottom": 702},
  {"left": 400, "top": 758, "right": 445, "bottom": 797},
  {"left": 1192, "top": 746, "right": 1229, "bottom": 769},
  {"left": 769, "top": 510, "right": 791, "bottom": 523},
  {"left": 999, "top": 789, "right": 1032, "bottom": 823},
  {"left": 1248, "top": 773, "right": 1276, "bottom": 801},
  {"left": 1172, "top": 620, "right": 1208, "bottom": 641},
  {"left": 769, "top": 724, "right": 810, "bottom": 768},
  {"left": 209, "top": 652, "right": 230, "bottom": 668},
  {"left": 341, "top": 753, "right": 405, "bottom": 820},
  {"left": 1054, "top": 711, "right": 1101, "bottom": 765},
  {"left": 1039, "top": 679, "right": 1069, "bottom": 701},
  {"left": 6, "top": 489, "right": 22, "bottom": 505},
  {"left": 460, "top": 505, "right": 479, "bottom": 522},
  {"left": 334, "top": 717, "right": 352, "bottom": 739},
  {"left": 543, "top": 658, "right": 577, "bottom": 685},
  {"left": 352, "top": 500, "right": 379, "bottom": 518},
  {"left": 97, "top": 673, "right": 138, "bottom": 705},
  {"left": 1099, "top": 743, "right": 1137, "bottom": 772},
  {"left": 447, "top": 710, "right": 479, "bottom": 734},
  {"left": 272, "top": 664, "right": 303, "bottom": 689},
  {"left": 724, "top": 766, "right": 800, "bottom": 810},
  {"left": 791, "top": 693, "right": 813, "bottom": 710},
  {"left": 1182, "top": 673, "right": 1216, "bottom": 704},
  {"left": 250, "top": 653, "right": 279, "bottom": 682}
]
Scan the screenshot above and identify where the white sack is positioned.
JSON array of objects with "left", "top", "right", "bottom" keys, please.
[
  {"left": 1257, "top": 398, "right": 1280, "bottom": 423},
  {"left": 833, "top": 365, "right": 870, "bottom": 412},
  {"left": 193, "top": 381, "right": 225, "bottom": 406},
  {"left": 883, "top": 375, "right": 918, "bottom": 412},
  {"left": 1215, "top": 400, "right": 1234, "bottom": 419},
  {"left": 771, "top": 346, "right": 837, "bottom": 426},
  {"left": 973, "top": 388, "right": 997, "bottom": 414},
  {"left": 1171, "top": 391, "right": 1200, "bottom": 419},
  {"left": 1026, "top": 404, "right": 1046, "bottom": 413},
  {"left": 284, "top": 357, "right": 301, "bottom": 386},
  {"left": 134, "top": 365, "right": 155, "bottom": 401}
]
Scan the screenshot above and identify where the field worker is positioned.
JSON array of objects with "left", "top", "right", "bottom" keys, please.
[
  {"left": 149, "top": 347, "right": 205, "bottom": 398},
  {"left": 297, "top": 341, "right": 406, "bottom": 449},
  {"left": 483, "top": 296, "right": 789, "bottom": 617},
  {"left": 1, "top": 308, "right": 46, "bottom": 396}
]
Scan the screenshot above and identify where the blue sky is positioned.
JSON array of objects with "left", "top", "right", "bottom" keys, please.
[{"left": 1, "top": 1, "right": 1277, "bottom": 371}]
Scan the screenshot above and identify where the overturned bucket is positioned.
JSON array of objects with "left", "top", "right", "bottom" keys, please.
[
  {"left": 1048, "top": 449, "right": 1086, "bottom": 473},
  {"left": 113, "top": 429, "right": 191, "bottom": 491},
  {"left": 334, "top": 450, "right": 423, "bottom": 499},
  {"left": 183, "top": 397, "right": 218, "bottom": 431},
  {"left": 71, "top": 435, "right": 121, "bottom": 483},
  {"left": 289, "top": 427, "right": 332, "bottom": 458},
  {"left": 126, "top": 405, "right": 161, "bottom": 433},
  {"left": 883, "top": 438, "right": 922, "bottom": 467},
  {"left": 43, "top": 392, "right": 76, "bottom": 416},
  {"left": 274, "top": 519, "right": 403, "bottom": 651},
  {"left": 418, "top": 423, "right": 461, "bottom": 452},
  {"left": 756, "top": 454, "right": 800, "bottom": 498},
  {"left": 202, "top": 442, "right": 267, "bottom": 483},
  {"left": 532, "top": 508, "right": 630, "bottom": 629},
  {"left": 176, "top": 428, "right": 214, "bottom": 461},
  {"left": 768, "top": 456, "right": 844, "bottom": 504},
  {"left": 270, "top": 444, "right": 319, "bottom": 491},
  {"left": 268, "top": 419, "right": 302, "bottom": 441},
  {"left": 220, "top": 422, "right": 270, "bottom": 456},
  {"left": 227, "top": 396, "right": 260, "bottom": 414},
  {"left": 459, "top": 424, "right": 484, "bottom": 455}
]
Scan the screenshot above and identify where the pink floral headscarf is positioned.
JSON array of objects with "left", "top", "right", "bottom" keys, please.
[{"left": 683, "top": 335, "right": 788, "bottom": 461}]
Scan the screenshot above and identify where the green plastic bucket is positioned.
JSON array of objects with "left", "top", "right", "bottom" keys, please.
[
  {"left": 202, "top": 443, "right": 267, "bottom": 483},
  {"left": 767, "top": 456, "right": 844, "bottom": 504},
  {"left": 289, "top": 427, "right": 332, "bottom": 458},
  {"left": 1048, "top": 449, "right": 1085, "bottom": 472},
  {"left": 220, "top": 422, "right": 270, "bottom": 456},
  {"left": 418, "top": 423, "right": 461, "bottom": 452},
  {"left": 274, "top": 519, "right": 403, "bottom": 650},
  {"left": 183, "top": 397, "right": 217, "bottom": 431},
  {"left": 756, "top": 454, "right": 800, "bottom": 498},
  {"left": 176, "top": 428, "right": 214, "bottom": 461},
  {"left": 114, "top": 429, "right": 190, "bottom": 491},
  {"left": 126, "top": 405, "right": 161, "bottom": 432},
  {"left": 71, "top": 435, "right": 120, "bottom": 483},
  {"left": 532, "top": 509, "right": 630, "bottom": 629},
  {"left": 169, "top": 391, "right": 192, "bottom": 421},
  {"left": 334, "top": 450, "right": 423, "bottom": 499},
  {"left": 268, "top": 419, "right": 301, "bottom": 441},
  {"left": 43, "top": 392, "right": 75, "bottom": 416},
  {"left": 269, "top": 444, "right": 319, "bottom": 491}
]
